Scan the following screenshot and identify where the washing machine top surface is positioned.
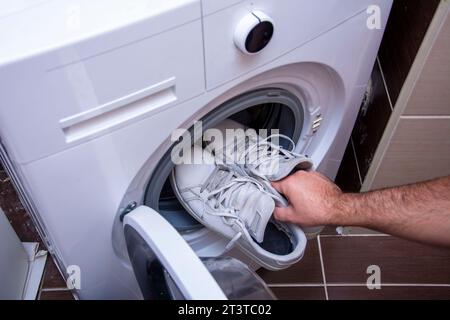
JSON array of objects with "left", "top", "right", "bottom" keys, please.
[{"left": 0, "top": 0, "right": 200, "bottom": 66}]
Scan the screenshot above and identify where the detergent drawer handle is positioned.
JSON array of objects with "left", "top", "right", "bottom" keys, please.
[{"left": 59, "top": 77, "right": 177, "bottom": 143}]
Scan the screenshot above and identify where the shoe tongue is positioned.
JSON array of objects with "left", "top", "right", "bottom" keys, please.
[
  {"left": 229, "top": 185, "right": 275, "bottom": 243},
  {"left": 265, "top": 156, "right": 314, "bottom": 181}
]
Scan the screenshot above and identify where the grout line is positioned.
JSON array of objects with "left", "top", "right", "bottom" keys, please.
[
  {"left": 319, "top": 233, "right": 390, "bottom": 238},
  {"left": 40, "top": 287, "right": 72, "bottom": 292},
  {"left": 317, "top": 236, "right": 329, "bottom": 300},
  {"left": 268, "top": 283, "right": 450, "bottom": 288},
  {"left": 327, "top": 283, "right": 450, "bottom": 288},
  {"left": 377, "top": 56, "right": 394, "bottom": 112},
  {"left": 401, "top": 115, "right": 450, "bottom": 120},
  {"left": 350, "top": 138, "right": 363, "bottom": 187},
  {"left": 269, "top": 284, "right": 325, "bottom": 288}
]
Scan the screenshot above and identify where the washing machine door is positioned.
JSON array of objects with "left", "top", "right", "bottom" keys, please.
[
  {"left": 123, "top": 206, "right": 226, "bottom": 300},
  {"left": 123, "top": 206, "right": 275, "bottom": 300}
]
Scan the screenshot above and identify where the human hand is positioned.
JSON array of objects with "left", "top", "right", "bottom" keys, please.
[{"left": 271, "top": 171, "right": 343, "bottom": 226}]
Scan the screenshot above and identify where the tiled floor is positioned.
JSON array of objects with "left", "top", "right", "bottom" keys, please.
[{"left": 258, "top": 235, "right": 450, "bottom": 300}]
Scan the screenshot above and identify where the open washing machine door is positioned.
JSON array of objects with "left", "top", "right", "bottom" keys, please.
[{"left": 123, "top": 206, "right": 276, "bottom": 300}]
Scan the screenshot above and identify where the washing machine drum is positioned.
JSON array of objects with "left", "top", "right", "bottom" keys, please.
[{"left": 123, "top": 206, "right": 275, "bottom": 300}]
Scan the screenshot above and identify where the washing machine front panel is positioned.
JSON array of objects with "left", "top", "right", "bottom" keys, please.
[{"left": 202, "top": 0, "right": 390, "bottom": 89}]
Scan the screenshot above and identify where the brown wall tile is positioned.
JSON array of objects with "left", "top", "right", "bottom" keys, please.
[
  {"left": 404, "top": 12, "right": 450, "bottom": 116},
  {"left": 335, "top": 141, "right": 361, "bottom": 193},
  {"left": 351, "top": 62, "right": 392, "bottom": 181},
  {"left": 378, "top": 0, "right": 440, "bottom": 105},
  {"left": 371, "top": 118, "right": 450, "bottom": 189}
]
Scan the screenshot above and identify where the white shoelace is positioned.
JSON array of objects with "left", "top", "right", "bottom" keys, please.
[
  {"left": 213, "top": 133, "right": 303, "bottom": 180},
  {"left": 180, "top": 166, "right": 270, "bottom": 216},
  {"left": 178, "top": 165, "right": 278, "bottom": 249}
]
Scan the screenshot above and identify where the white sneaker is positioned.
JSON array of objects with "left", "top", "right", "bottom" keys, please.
[
  {"left": 170, "top": 145, "right": 307, "bottom": 270},
  {"left": 206, "top": 119, "right": 313, "bottom": 182}
]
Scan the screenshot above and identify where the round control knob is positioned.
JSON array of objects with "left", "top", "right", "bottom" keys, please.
[{"left": 234, "top": 11, "right": 274, "bottom": 54}]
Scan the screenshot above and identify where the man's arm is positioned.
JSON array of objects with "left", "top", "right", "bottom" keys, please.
[{"left": 272, "top": 171, "right": 450, "bottom": 247}]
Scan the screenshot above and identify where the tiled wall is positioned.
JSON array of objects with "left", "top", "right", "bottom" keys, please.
[
  {"left": 369, "top": 2, "right": 450, "bottom": 189},
  {"left": 335, "top": 59, "right": 392, "bottom": 192},
  {"left": 335, "top": 0, "right": 441, "bottom": 192},
  {"left": 378, "top": 0, "right": 441, "bottom": 106}
]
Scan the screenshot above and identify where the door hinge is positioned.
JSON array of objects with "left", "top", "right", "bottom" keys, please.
[{"left": 119, "top": 201, "right": 137, "bottom": 222}]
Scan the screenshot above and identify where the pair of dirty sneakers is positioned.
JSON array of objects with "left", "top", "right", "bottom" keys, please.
[{"left": 170, "top": 119, "right": 313, "bottom": 270}]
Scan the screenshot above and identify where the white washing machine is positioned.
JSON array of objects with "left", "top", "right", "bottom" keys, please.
[{"left": 0, "top": 0, "right": 392, "bottom": 299}]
